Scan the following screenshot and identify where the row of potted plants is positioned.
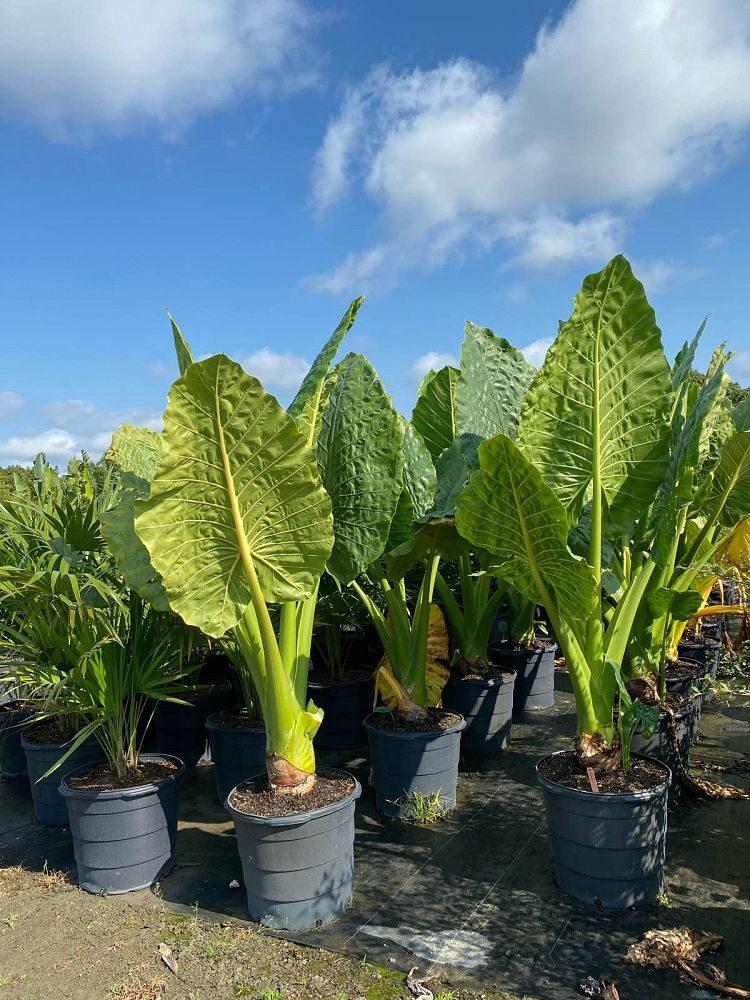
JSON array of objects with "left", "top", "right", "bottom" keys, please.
[{"left": 1, "top": 254, "right": 748, "bottom": 930}]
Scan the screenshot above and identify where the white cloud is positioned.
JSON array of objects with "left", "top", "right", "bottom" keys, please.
[
  {"left": 729, "top": 352, "right": 750, "bottom": 381},
  {"left": 0, "top": 404, "right": 163, "bottom": 466},
  {"left": 241, "top": 348, "right": 310, "bottom": 392},
  {"left": 632, "top": 259, "right": 707, "bottom": 294},
  {"left": 41, "top": 398, "right": 96, "bottom": 423},
  {"left": 0, "top": 428, "right": 78, "bottom": 462},
  {"left": 409, "top": 351, "right": 458, "bottom": 382},
  {"left": 310, "top": 0, "right": 750, "bottom": 291},
  {"left": 505, "top": 214, "right": 623, "bottom": 271},
  {"left": 0, "top": 0, "right": 316, "bottom": 137},
  {"left": 521, "top": 337, "right": 554, "bottom": 368},
  {"left": 0, "top": 391, "right": 22, "bottom": 417}
]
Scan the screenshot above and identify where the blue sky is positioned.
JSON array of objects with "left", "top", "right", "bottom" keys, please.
[{"left": 1, "top": 0, "right": 749, "bottom": 465}]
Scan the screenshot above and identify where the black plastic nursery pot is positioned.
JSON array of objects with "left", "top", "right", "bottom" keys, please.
[
  {"left": 0, "top": 706, "right": 31, "bottom": 778},
  {"left": 59, "top": 754, "right": 184, "bottom": 894},
  {"left": 205, "top": 712, "right": 267, "bottom": 806},
  {"left": 489, "top": 641, "right": 556, "bottom": 713},
  {"left": 307, "top": 674, "right": 375, "bottom": 750},
  {"left": 442, "top": 671, "right": 516, "bottom": 751},
  {"left": 537, "top": 750, "right": 671, "bottom": 908},
  {"left": 677, "top": 640, "right": 721, "bottom": 703},
  {"left": 665, "top": 658, "right": 702, "bottom": 698},
  {"left": 156, "top": 681, "right": 232, "bottom": 765},
  {"left": 21, "top": 726, "right": 102, "bottom": 826},
  {"left": 630, "top": 694, "right": 701, "bottom": 792},
  {"left": 226, "top": 769, "right": 361, "bottom": 930},
  {"left": 363, "top": 710, "right": 466, "bottom": 819}
]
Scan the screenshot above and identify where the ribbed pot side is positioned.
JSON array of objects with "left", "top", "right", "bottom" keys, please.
[
  {"left": 60, "top": 754, "right": 184, "bottom": 894},
  {"left": 226, "top": 771, "right": 361, "bottom": 930},
  {"left": 442, "top": 672, "right": 515, "bottom": 751},
  {"left": 363, "top": 713, "right": 466, "bottom": 819},
  {"left": 0, "top": 709, "right": 31, "bottom": 778},
  {"left": 307, "top": 675, "right": 375, "bottom": 750},
  {"left": 205, "top": 713, "right": 267, "bottom": 806},
  {"left": 630, "top": 694, "right": 700, "bottom": 793},
  {"left": 156, "top": 683, "right": 232, "bottom": 766},
  {"left": 490, "top": 644, "right": 556, "bottom": 713},
  {"left": 537, "top": 751, "right": 671, "bottom": 908},
  {"left": 22, "top": 732, "right": 102, "bottom": 826}
]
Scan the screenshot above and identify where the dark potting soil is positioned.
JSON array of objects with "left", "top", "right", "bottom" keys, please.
[
  {"left": 492, "top": 638, "right": 555, "bottom": 652},
  {"left": 455, "top": 664, "right": 514, "bottom": 683},
  {"left": 0, "top": 701, "right": 25, "bottom": 715},
  {"left": 210, "top": 711, "right": 265, "bottom": 730},
  {"left": 229, "top": 768, "right": 355, "bottom": 818},
  {"left": 307, "top": 668, "right": 374, "bottom": 685},
  {"left": 64, "top": 758, "right": 179, "bottom": 792},
  {"left": 539, "top": 750, "right": 668, "bottom": 794},
  {"left": 22, "top": 720, "right": 77, "bottom": 745},
  {"left": 366, "top": 708, "right": 462, "bottom": 733},
  {"left": 666, "top": 658, "right": 702, "bottom": 679}
]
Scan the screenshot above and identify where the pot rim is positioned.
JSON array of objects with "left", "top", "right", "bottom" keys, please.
[
  {"left": 205, "top": 710, "right": 266, "bottom": 733},
  {"left": 536, "top": 748, "right": 671, "bottom": 801},
  {"left": 488, "top": 640, "right": 558, "bottom": 658},
  {"left": 226, "top": 766, "right": 361, "bottom": 826},
  {"left": 445, "top": 669, "right": 517, "bottom": 689},
  {"left": 169, "top": 679, "right": 233, "bottom": 705},
  {"left": 307, "top": 673, "right": 375, "bottom": 689},
  {"left": 21, "top": 727, "right": 98, "bottom": 752},
  {"left": 362, "top": 708, "right": 466, "bottom": 739},
  {"left": 59, "top": 753, "right": 184, "bottom": 800}
]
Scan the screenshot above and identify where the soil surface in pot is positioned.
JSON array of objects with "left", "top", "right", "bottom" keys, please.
[
  {"left": 64, "top": 758, "right": 179, "bottom": 792},
  {"left": 665, "top": 658, "right": 702, "bottom": 681},
  {"left": 453, "top": 665, "right": 513, "bottom": 682},
  {"left": 307, "top": 668, "right": 373, "bottom": 684},
  {"left": 367, "top": 708, "right": 462, "bottom": 733},
  {"left": 22, "top": 720, "right": 77, "bottom": 745},
  {"left": 229, "top": 768, "right": 355, "bottom": 817},
  {"left": 493, "top": 638, "right": 554, "bottom": 652},
  {"left": 538, "top": 750, "right": 668, "bottom": 793},
  {"left": 209, "top": 711, "right": 264, "bottom": 730}
]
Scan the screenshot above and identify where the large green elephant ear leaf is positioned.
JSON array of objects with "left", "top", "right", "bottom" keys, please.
[
  {"left": 288, "top": 297, "right": 364, "bottom": 447},
  {"left": 707, "top": 430, "right": 750, "bottom": 528},
  {"left": 135, "top": 355, "right": 334, "bottom": 637},
  {"left": 733, "top": 396, "right": 750, "bottom": 432},
  {"left": 101, "top": 425, "right": 170, "bottom": 611},
  {"left": 385, "top": 518, "right": 464, "bottom": 581},
  {"left": 455, "top": 435, "right": 597, "bottom": 620},
  {"left": 427, "top": 432, "right": 482, "bottom": 518},
  {"left": 650, "top": 345, "right": 730, "bottom": 558},
  {"left": 671, "top": 318, "right": 707, "bottom": 394},
  {"left": 167, "top": 311, "right": 194, "bottom": 376},
  {"left": 100, "top": 480, "right": 171, "bottom": 612},
  {"left": 412, "top": 365, "right": 459, "bottom": 462},
  {"left": 517, "top": 255, "right": 672, "bottom": 532},
  {"left": 105, "top": 424, "right": 162, "bottom": 480},
  {"left": 386, "top": 420, "right": 436, "bottom": 551},
  {"left": 456, "top": 321, "right": 535, "bottom": 441},
  {"left": 316, "top": 352, "right": 403, "bottom": 584}
]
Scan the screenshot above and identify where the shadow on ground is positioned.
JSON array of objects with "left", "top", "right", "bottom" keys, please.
[{"left": 2, "top": 692, "right": 748, "bottom": 999}]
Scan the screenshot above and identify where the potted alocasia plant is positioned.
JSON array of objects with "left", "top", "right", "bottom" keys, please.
[
  {"left": 133, "top": 349, "right": 364, "bottom": 930},
  {"left": 614, "top": 334, "right": 750, "bottom": 783},
  {"left": 456, "top": 256, "right": 676, "bottom": 907}
]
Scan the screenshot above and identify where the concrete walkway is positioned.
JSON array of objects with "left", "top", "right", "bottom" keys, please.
[{"left": 2, "top": 691, "right": 749, "bottom": 999}]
